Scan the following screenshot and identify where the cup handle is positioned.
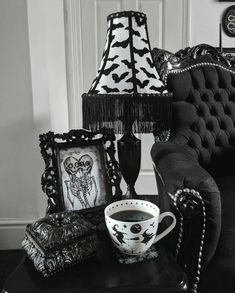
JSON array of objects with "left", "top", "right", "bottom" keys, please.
[{"left": 153, "top": 212, "right": 176, "bottom": 244}]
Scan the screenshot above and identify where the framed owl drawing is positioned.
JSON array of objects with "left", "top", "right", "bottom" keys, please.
[{"left": 39, "top": 128, "right": 122, "bottom": 222}]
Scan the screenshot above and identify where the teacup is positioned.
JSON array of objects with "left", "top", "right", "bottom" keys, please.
[{"left": 104, "top": 199, "right": 176, "bottom": 255}]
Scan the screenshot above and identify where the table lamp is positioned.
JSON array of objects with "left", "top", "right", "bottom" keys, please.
[{"left": 82, "top": 11, "right": 172, "bottom": 199}]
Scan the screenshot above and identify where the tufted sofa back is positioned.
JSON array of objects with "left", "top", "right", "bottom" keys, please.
[{"left": 157, "top": 46, "right": 235, "bottom": 176}]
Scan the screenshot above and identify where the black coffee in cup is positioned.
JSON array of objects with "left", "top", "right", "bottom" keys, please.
[{"left": 110, "top": 210, "right": 153, "bottom": 222}]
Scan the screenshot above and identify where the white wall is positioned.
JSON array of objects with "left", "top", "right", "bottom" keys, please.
[
  {"left": 0, "top": 0, "right": 40, "bottom": 248},
  {"left": 0, "top": 0, "right": 234, "bottom": 249},
  {"left": 0, "top": 0, "right": 68, "bottom": 249},
  {"left": 190, "top": 0, "right": 235, "bottom": 48}
]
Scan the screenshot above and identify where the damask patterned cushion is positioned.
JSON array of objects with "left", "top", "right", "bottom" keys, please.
[{"left": 22, "top": 211, "right": 98, "bottom": 277}]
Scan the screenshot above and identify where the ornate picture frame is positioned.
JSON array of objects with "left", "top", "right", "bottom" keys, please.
[{"left": 39, "top": 128, "right": 122, "bottom": 222}]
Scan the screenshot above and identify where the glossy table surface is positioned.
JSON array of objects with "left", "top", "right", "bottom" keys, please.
[{"left": 3, "top": 227, "right": 187, "bottom": 293}]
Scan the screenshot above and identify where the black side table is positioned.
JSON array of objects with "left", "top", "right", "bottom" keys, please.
[
  {"left": 3, "top": 231, "right": 187, "bottom": 293},
  {"left": 3, "top": 195, "right": 187, "bottom": 293}
]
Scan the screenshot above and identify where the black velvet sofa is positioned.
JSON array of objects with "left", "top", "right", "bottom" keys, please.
[{"left": 151, "top": 44, "right": 235, "bottom": 293}]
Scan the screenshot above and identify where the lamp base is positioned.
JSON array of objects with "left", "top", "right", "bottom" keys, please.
[
  {"left": 125, "top": 185, "right": 138, "bottom": 199},
  {"left": 117, "top": 133, "right": 141, "bottom": 199}
]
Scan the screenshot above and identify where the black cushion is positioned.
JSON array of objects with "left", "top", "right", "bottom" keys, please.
[
  {"left": 199, "top": 175, "right": 235, "bottom": 293},
  {"left": 167, "top": 65, "right": 235, "bottom": 176}
]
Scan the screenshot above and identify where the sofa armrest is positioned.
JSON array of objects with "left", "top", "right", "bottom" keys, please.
[{"left": 151, "top": 142, "right": 221, "bottom": 292}]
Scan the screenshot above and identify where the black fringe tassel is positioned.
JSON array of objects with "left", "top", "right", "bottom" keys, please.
[{"left": 82, "top": 93, "right": 172, "bottom": 134}]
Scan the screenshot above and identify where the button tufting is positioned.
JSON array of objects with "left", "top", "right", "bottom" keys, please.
[
  {"left": 201, "top": 94, "right": 208, "bottom": 102},
  {"left": 197, "top": 107, "right": 204, "bottom": 116},
  {"left": 191, "top": 124, "right": 197, "bottom": 132},
  {"left": 229, "top": 94, "right": 235, "bottom": 101},
  {"left": 224, "top": 107, "right": 231, "bottom": 115},
  {"left": 206, "top": 122, "right": 213, "bottom": 131},
  {"left": 186, "top": 95, "right": 194, "bottom": 103},
  {"left": 215, "top": 140, "right": 221, "bottom": 147},
  {"left": 188, "top": 140, "right": 195, "bottom": 148},
  {"left": 229, "top": 136, "right": 235, "bottom": 145},
  {"left": 202, "top": 140, "right": 208, "bottom": 148},
  {"left": 210, "top": 107, "right": 217, "bottom": 116},
  {"left": 220, "top": 122, "right": 226, "bottom": 130},
  {"left": 214, "top": 94, "right": 221, "bottom": 102}
]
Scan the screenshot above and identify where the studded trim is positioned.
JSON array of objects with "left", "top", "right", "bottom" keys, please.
[
  {"left": 169, "top": 188, "right": 206, "bottom": 293},
  {"left": 165, "top": 62, "right": 235, "bottom": 85},
  {"left": 168, "top": 191, "right": 183, "bottom": 258}
]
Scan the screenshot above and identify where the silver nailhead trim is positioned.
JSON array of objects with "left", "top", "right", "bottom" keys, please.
[
  {"left": 169, "top": 188, "right": 206, "bottom": 293},
  {"left": 165, "top": 62, "right": 235, "bottom": 84},
  {"left": 168, "top": 191, "right": 183, "bottom": 258}
]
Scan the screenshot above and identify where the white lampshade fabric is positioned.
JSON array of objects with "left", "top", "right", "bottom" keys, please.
[
  {"left": 89, "top": 11, "right": 168, "bottom": 95},
  {"left": 83, "top": 11, "right": 172, "bottom": 134}
]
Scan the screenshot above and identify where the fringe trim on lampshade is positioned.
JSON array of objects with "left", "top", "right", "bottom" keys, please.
[{"left": 82, "top": 93, "right": 172, "bottom": 134}]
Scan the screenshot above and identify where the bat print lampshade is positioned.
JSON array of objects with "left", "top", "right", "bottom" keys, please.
[{"left": 82, "top": 11, "right": 172, "bottom": 198}]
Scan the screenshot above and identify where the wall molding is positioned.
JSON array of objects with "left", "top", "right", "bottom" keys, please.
[
  {"left": 64, "top": 0, "right": 84, "bottom": 129},
  {"left": 0, "top": 218, "right": 37, "bottom": 249},
  {"left": 27, "top": 0, "right": 68, "bottom": 218},
  {"left": 0, "top": 218, "right": 36, "bottom": 227},
  {"left": 27, "top": 0, "right": 69, "bottom": 134},
  {"left": 0, "top": 0, "right": 70, "bottom": 250},
  {"left": 183, "top": 0, "right": 191, "bottom": 47}
]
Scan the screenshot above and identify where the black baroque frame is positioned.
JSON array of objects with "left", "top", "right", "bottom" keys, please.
[{"left": 39, "top": 128, "right": 122, "bottom": 221}]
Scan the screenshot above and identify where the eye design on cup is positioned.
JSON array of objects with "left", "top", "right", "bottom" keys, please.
[{"left": 130, "top": 224, "right": 142, "bottom": 233}]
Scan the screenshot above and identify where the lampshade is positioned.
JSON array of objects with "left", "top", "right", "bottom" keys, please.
[{"left": 83, "top": 11, "right": 172, "bottom": 134}]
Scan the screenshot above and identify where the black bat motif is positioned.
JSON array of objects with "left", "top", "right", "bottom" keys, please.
[
  {"left": 126, "top": 77, "right": 149, "bottom": 88},
  {"left": 125, "top": 27, "right": 140, "bottom": 37},
  {"left": 112, "top": 38, "right": 129, "bottom": 48},
  {"left": 141, "top": 38, "right": 148, "bottom": 44},
  {"left": 112, "top": 72, "right": 129, "bottom": 83},
  {"left": 112, "top": 224, "right": 127, "bottom": 245},
  {"left": 102, "top": 85, "right": 119, "bottom": 93},
  {"left": 140, "top": 67, "right": 156, "bottom": 79},
  {"left": 137, "top": 80, "right": 149, "bottom": 88},
  {"left": 122, "top": 59, "right": 137, "bottom": 69},
  {"left": 141, "top": 229, "right": 154, "bottom": 245},
  {"left": 112, "top": 23, "right": 124, "bottom": 30},
  {"left": 133, "top": 47, "right": 149, "bottom": 57},
  {"left": 150, "top": 85, "right": 166, "bottom": 93},
  {"left": 102, "top": 64, "right": 119, "bottom": 75},
  {"left": 123, "top": 88, "right": 134, "bottom": 93},
  {"left": 146, "top": 57, "right": 155, "bottom": 68},
  {"left": 135, "top": 17, "right": 145, "bottom": 27},
  {"left": 107, "top": 55, "right": 119, "bottom": 62}
]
